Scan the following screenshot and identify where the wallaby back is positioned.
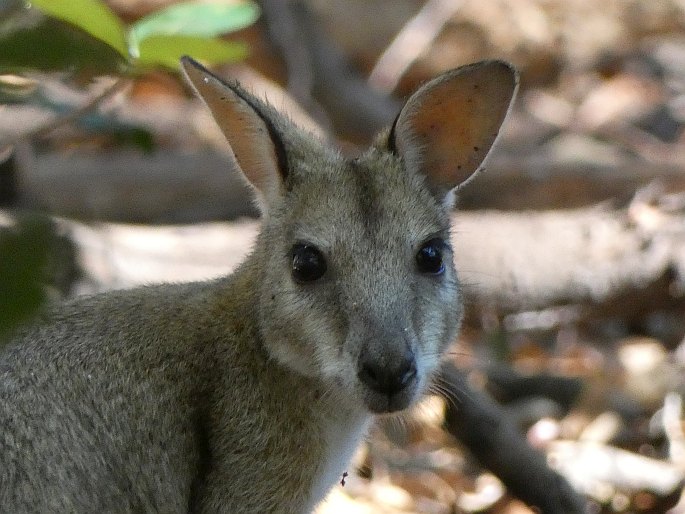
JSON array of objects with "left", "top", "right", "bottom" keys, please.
[{"left": 0, "top": 57, "right": 517, "bottom": 513}]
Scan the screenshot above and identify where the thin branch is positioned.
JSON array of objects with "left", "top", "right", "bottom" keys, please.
[
  {"left": 0, "top": 77, "right": 130, "bottom": 154},
  {"left": 259, "top": 0, "right": 401, "bottom": 142},
  {"left": 369, "top": 0, "right": 463, "bottom": 93}
]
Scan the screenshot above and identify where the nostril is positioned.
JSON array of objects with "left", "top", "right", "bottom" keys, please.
[
  {"left": 399, "top": 358, "right": 417, "bottom": 386},
  {"left": 358, "top": 350, "right": 417, "bottom": 397},
  {"left": 358, "top": 361, "right": 380, "bottom": 389}
]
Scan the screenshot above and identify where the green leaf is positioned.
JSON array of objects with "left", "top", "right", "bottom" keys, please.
[
  {"left": 0, "top": 11, "right": 126, "bottom": 75},
  {"left": 28, "top": 0, "right": 128, "bottom": 58},
  {"left": 130, "top": 1, "right": 259, "bottom": 55},
  {"left": 0, "top": 215, "right": 53, "bottom": 343},
  {"left": 136, "top": 35, "right": 248, "bottom": 70}
]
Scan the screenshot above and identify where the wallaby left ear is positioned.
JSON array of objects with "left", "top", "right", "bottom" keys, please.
[
  {"left": 390, "top": 60, "right": 518, "bottom": 202},
  {"left": 180, "top": 56, "right": 289, "bottom": 211}
]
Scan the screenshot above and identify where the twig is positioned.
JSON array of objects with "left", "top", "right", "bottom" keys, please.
[
  {"left": 663, "top": 392, "right": 685, "bottom": 466},
  {"left": 548, "top": 440, "right": 685, "bottom": 498},
  {"left": 368, "top": 0, "right": 463, "bottom": 93},
  {"left": 0, "top": 77, "right": 129, "bottom": 154},
  {"left": 439, "top": 362, "right": 586, "bottom": 513}
]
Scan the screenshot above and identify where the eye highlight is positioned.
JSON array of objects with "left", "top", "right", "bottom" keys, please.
[
  {"left": 291, "top": 243, "right": 327, "bottom": 282},
  {"left": 416, "top": 238, "right": 447, "bottom": 275}
]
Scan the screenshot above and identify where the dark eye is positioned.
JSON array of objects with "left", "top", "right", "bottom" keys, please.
[
  {"left": 291, "top": 243, "right": 327, "bottom": 282},
  {"left": 416, "top": 238, "right": 446, "bottom": 275}
]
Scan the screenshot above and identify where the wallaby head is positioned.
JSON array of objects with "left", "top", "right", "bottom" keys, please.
[{"left": 181, "top": 57, "right": 517, "bottom": 415}]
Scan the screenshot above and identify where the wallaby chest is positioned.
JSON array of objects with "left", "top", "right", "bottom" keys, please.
[{"left": 305, "top": 407, "right": 371, "bottom": 511}]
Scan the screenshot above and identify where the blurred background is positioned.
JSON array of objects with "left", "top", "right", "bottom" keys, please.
[{"left": 3, "top": 0, "right": 685, "bottom": 512}]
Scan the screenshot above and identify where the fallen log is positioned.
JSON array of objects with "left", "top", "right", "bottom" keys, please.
[
  {"left": 8, "top": 146, "right": 685, "bottom": 220},
  {"left": 21, "top": 194, "right": 682, "bottom": 325},
  {"left": 5, "top": 188, "right": 685, "bottom": 337}
]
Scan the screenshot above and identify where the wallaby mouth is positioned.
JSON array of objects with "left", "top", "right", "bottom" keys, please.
[{"left": 360, "top": 382, "right": 419, "bottom": 414}]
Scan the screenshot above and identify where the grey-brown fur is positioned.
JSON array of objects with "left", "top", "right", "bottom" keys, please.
[{"left": 0, "top": 57, "right": 517, "bottom": 513}]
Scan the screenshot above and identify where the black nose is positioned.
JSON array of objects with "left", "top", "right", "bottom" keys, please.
[{"left": 357, "top": 349, "right": 417, "bottom": 397}]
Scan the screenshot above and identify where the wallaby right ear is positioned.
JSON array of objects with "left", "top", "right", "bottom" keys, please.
[
  {"left": 389, "top": 60, "right": 518, "bottom": 204},
  {"left": 181, "top": 56, "right": 288, "bottom": 210}
]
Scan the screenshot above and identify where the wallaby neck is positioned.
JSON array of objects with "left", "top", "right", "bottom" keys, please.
[{"left": 201, "top": 257, "right": 373, "bottom": 512}]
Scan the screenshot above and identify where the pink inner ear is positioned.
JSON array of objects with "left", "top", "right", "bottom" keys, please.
[
  {"left": 395, "top": 61, "right": 517, "bottom": 195},
  {"left": 413, "top": 87, "right": 503, "bottom": 182},
  {"left": 181, "top": 58, "right": 283, "bottom": 204},
  {"left": 211, "top": 99, "right": 281, "bottom": 194}
]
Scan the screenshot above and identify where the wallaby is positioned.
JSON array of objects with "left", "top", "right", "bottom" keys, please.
[{"left": 0, "top": 57, "right": 517, "bottom": 513}]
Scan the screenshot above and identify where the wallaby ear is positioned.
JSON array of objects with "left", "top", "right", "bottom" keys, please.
[
  {"left": 180, "top": 56, "right": 288, "bottom": 210},
  {"left": 389, "top": 60, "right": 518, "bottom": 203}
]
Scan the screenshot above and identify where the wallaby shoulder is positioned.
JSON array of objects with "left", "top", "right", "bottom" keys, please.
[
  {"left": 0, "top": 277, "right": 218, "bottom": 510},
  {"left": 0, "top": 262, "right": 367, "bottom": 513},
  {"left": 3, "top": 276, "right": 238, "bottom": 371}
]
